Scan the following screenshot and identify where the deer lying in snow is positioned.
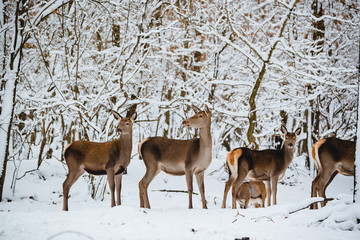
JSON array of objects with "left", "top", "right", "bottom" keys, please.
[
  {"left": 138, "top": 104, "right": 212, "bottom": 209},
  {"left": 222, "top": 125, "right": 301, "bottom": 209},
  {"left": 62, "top": 110, "right": 137, "bottom": 211},
  {"left": 310, "top": 137, "right": 354, "bottom": 209},
  {"left": 236, "top": 181, "right": 266, "bottom": 209}
]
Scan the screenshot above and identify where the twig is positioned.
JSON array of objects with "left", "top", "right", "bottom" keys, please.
[
  {"left": 16, "top": 169, "right": 38, "bottom": 180},
  {"left": 152, "top": 189, "right": 199, "bottom": 195},
  {"left": 235, "top": 211, "right": 245, "bottom": 218},
  {"left": 289, "top": 198, "right": 334, "bottom": 214},
  {"left": 47, "top": 231, "right": 94, "bottom": 240},
  {"left": 250, "top": 216, "right": 275, "bottom": 223}
]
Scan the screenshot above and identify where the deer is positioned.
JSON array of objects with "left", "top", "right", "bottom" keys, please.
[
  {"left": 62, "top": 110, "right": 137, "bottom": 211},
  {"left": 222, "top": 125, "right": 301, "bottom": 209},
  {"left": 138, "top": 104, "right": 212, "bottom": 209},
  {"left": 236, "top": 180, "right": 267, "bottom": 209},
  {"left": 310, "top": 137, "right": 354, "bottom": 209}
]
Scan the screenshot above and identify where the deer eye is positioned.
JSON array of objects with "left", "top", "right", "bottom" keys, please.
[
  {"left": 199, "top": 115, "right": 203, "bottom": 118},
  {"left": 126, "top": 123, "right": 130, "bottom": 126}
]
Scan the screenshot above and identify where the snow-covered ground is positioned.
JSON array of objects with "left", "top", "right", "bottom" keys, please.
[{"left": 1, "top": 150, "right": 359, "bottom": 240}]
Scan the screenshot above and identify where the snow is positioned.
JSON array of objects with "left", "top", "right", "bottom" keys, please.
[{"left": 1, "top": 151, "right": 359, "bottom": 240}]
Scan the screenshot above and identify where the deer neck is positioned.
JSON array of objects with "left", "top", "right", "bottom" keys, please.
[
  {"left": 199, "top": 123, "right": 212, "bottom": 152},
  {"left": 282, "top": 146, "right": 295, "bottom": 167},
  {"left": 118, "top": 130, "right": 133, "bottom": 153}
]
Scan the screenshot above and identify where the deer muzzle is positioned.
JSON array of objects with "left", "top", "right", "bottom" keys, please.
[{"left": 182, "top": 120, "right": 190, "bottom": 127}]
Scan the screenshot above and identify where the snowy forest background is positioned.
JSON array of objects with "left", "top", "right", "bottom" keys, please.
[
  {"left": 0, "top": 0, "right": 360, "bottom": 239},
  {"left": 0, "top": 0, "right": 359, "bottom": 215}
]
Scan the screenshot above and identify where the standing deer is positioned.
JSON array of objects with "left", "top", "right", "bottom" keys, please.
[
  {"left": 236, "top": 180, "right": 267, "bottom": 209},
  {"left": 62, "top": 110, "right": 137, "bottom": 211},
  {"left": 138, "top": 104, "right": 212, "bottom": 209},
  {"left": 222, "top": 125, "right": 301, "bottom": 209},
  {"left": 310, "top": 137, "right": 354, "bottom": 209}
]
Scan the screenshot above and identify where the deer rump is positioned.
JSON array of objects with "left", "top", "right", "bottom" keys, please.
[{"left": 314, "top": 137, "right": 354, "bottom": 176}]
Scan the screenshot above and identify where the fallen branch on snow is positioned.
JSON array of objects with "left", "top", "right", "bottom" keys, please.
[
  {"left": 288, "top": 198, "right": 334, "bottom": 214},
  {"left": 152, "top": 189, "right": 199, "bottom": 195}
]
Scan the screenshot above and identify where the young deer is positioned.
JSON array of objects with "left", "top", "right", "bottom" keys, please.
[
  {"left": 138, "top": 104, "right": 212, "bottom": 209},
  {"left": 62, "top": 110, "right": 137, "bottom": 211},
  {"left": 222, "top": 125, "right": 301, "bottom": 209},
  {"left": 236, "top": 180, "right": 267, "bottom": 209},
  {"left": 310, "top": 137, "right": 354, "bottom": 209}
]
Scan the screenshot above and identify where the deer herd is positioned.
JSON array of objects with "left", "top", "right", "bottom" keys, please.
[{"left": 62, "top": 105, "right": 355, "bottom": 211}]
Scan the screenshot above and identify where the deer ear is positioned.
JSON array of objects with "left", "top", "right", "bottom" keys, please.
[
  {"left": 192, "top": 104, "right": 201, "bottom": 113},
  {"left": 130, "top": 112, "right": 137, "bottom": 122},
  {"left": 295, "top": 127, "right": 301, "bottom": 136},
  {"left": 112, "top": 110, "right": 122, "bottom": 120},
  {"left": 280, "top": 125, "right": 288, "bottom": 135},
  {"left": 204, "top": 105, "right": 211, "bottom": 115}
]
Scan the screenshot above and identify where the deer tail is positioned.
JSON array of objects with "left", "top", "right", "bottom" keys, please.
[
  {"left": 312, "top": 139, "right": 327, "bottom": 172},
  {"left": 138, "top": 138, "right": 150, "bottom": 160},
  {"left": 226, "top": 148, "right": 242, "bottom": 179}
]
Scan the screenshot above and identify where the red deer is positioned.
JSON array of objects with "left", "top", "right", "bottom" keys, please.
[
  {"left": 138, "top": 104, "right": 212, "bottom": 209},
  {"left": 222, "top": 125, "right": 301, "bottom": 209},
  {"left": 310, "top": 137, "right": 354, "bottom": 209},
  {"left": 236, "top": 181, "right": 267, "bottom": 209},
  {"left": 62, "top": 110, "right": 137, "bottom": 211}
]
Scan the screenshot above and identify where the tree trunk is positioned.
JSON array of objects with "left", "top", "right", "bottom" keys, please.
[
  {"left": 246, "top": 0, "right": 299, "bottom": 148},
  {"left": 354, "top": 70, "right": 360, "bottom": 203}
]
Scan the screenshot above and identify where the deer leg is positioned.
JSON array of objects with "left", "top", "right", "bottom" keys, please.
[
  {"left": 231, "top": 166, "right": 247, "bottom": 209},
  {"left": 265, "top": 180, "right": 271, "bottom": 207},
  {"left": 221, "top": 173, "right": 236, "bottom": 208},
  {"left": 270, "top": 176, "right": 279, "bottom": 205},
  {"left": 231, "top": 178, "right": 246, "bottom": 209},
  {"left": 139, "top": 167, "right": 160, "bottom": 209},
  {"left": 106, "top": 169, "right": 116, "bottom": 208},
  {"left": 115, "top": 173, "right": 123, "bottom": 206},
  {"left": 244, "top": 198, "right": 249, "bottom": 209},
  {"left": 261, "top": 194, "right": 266, "bottom": 208},
  {"left": 310, "top": 173, "right": 321, "bottom": 209},
  {"left": 195, "top": 171, "right": 207, "bottom": 209},
  {"left": 139, "top": 182, "right": 144, "bottom": 208},
  {"left": 320, "top": 171, "right": 338, "bottom": 207},
  {"left": 185, "top": 170, "right": 194, "bottom": 209},
  {"left": 316, "top": 170, "right": 333, "bottom": 208},
  {"left": 62, "top": 169, "right": 85, "bottom": 211}
]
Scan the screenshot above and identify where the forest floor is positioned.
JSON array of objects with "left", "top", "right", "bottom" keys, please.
[{"left": 0, "top": 150, "right": 359, "bottom": 240}]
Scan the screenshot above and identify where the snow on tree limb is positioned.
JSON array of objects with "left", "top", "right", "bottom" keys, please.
[{"left": 33, "top": 0, "right": 70, "bottom": 26}]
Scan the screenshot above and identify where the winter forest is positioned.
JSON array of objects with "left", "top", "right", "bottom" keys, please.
[{"left": 0, "top": 0, "right": 360, "bottom": 239}]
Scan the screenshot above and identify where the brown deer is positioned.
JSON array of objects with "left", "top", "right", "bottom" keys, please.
[
  {"left": 138, "top": 104, "right": 212, "bottom": 209},
  {"left": 222, "top": 125, "right": 301, "bottom": 209},
  {"left": 236, "top": 181, "right": 267, "bottom": 209},
  {"left": 62, "top": 110, "right": 137, "bottom": 211},
  {"left": 310, "top": 137, "right": 354, "bottom": 209}
]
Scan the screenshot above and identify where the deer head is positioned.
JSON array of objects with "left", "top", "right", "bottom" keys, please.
[
  {"left": 112, "top": 110, "right": 137, "bottom": 135},
  {"left": 281, "top": 125, "right": 301, "bottom": 152},
  {"left": 182, "top": 104, "right": 211, "bottom": 129}
]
